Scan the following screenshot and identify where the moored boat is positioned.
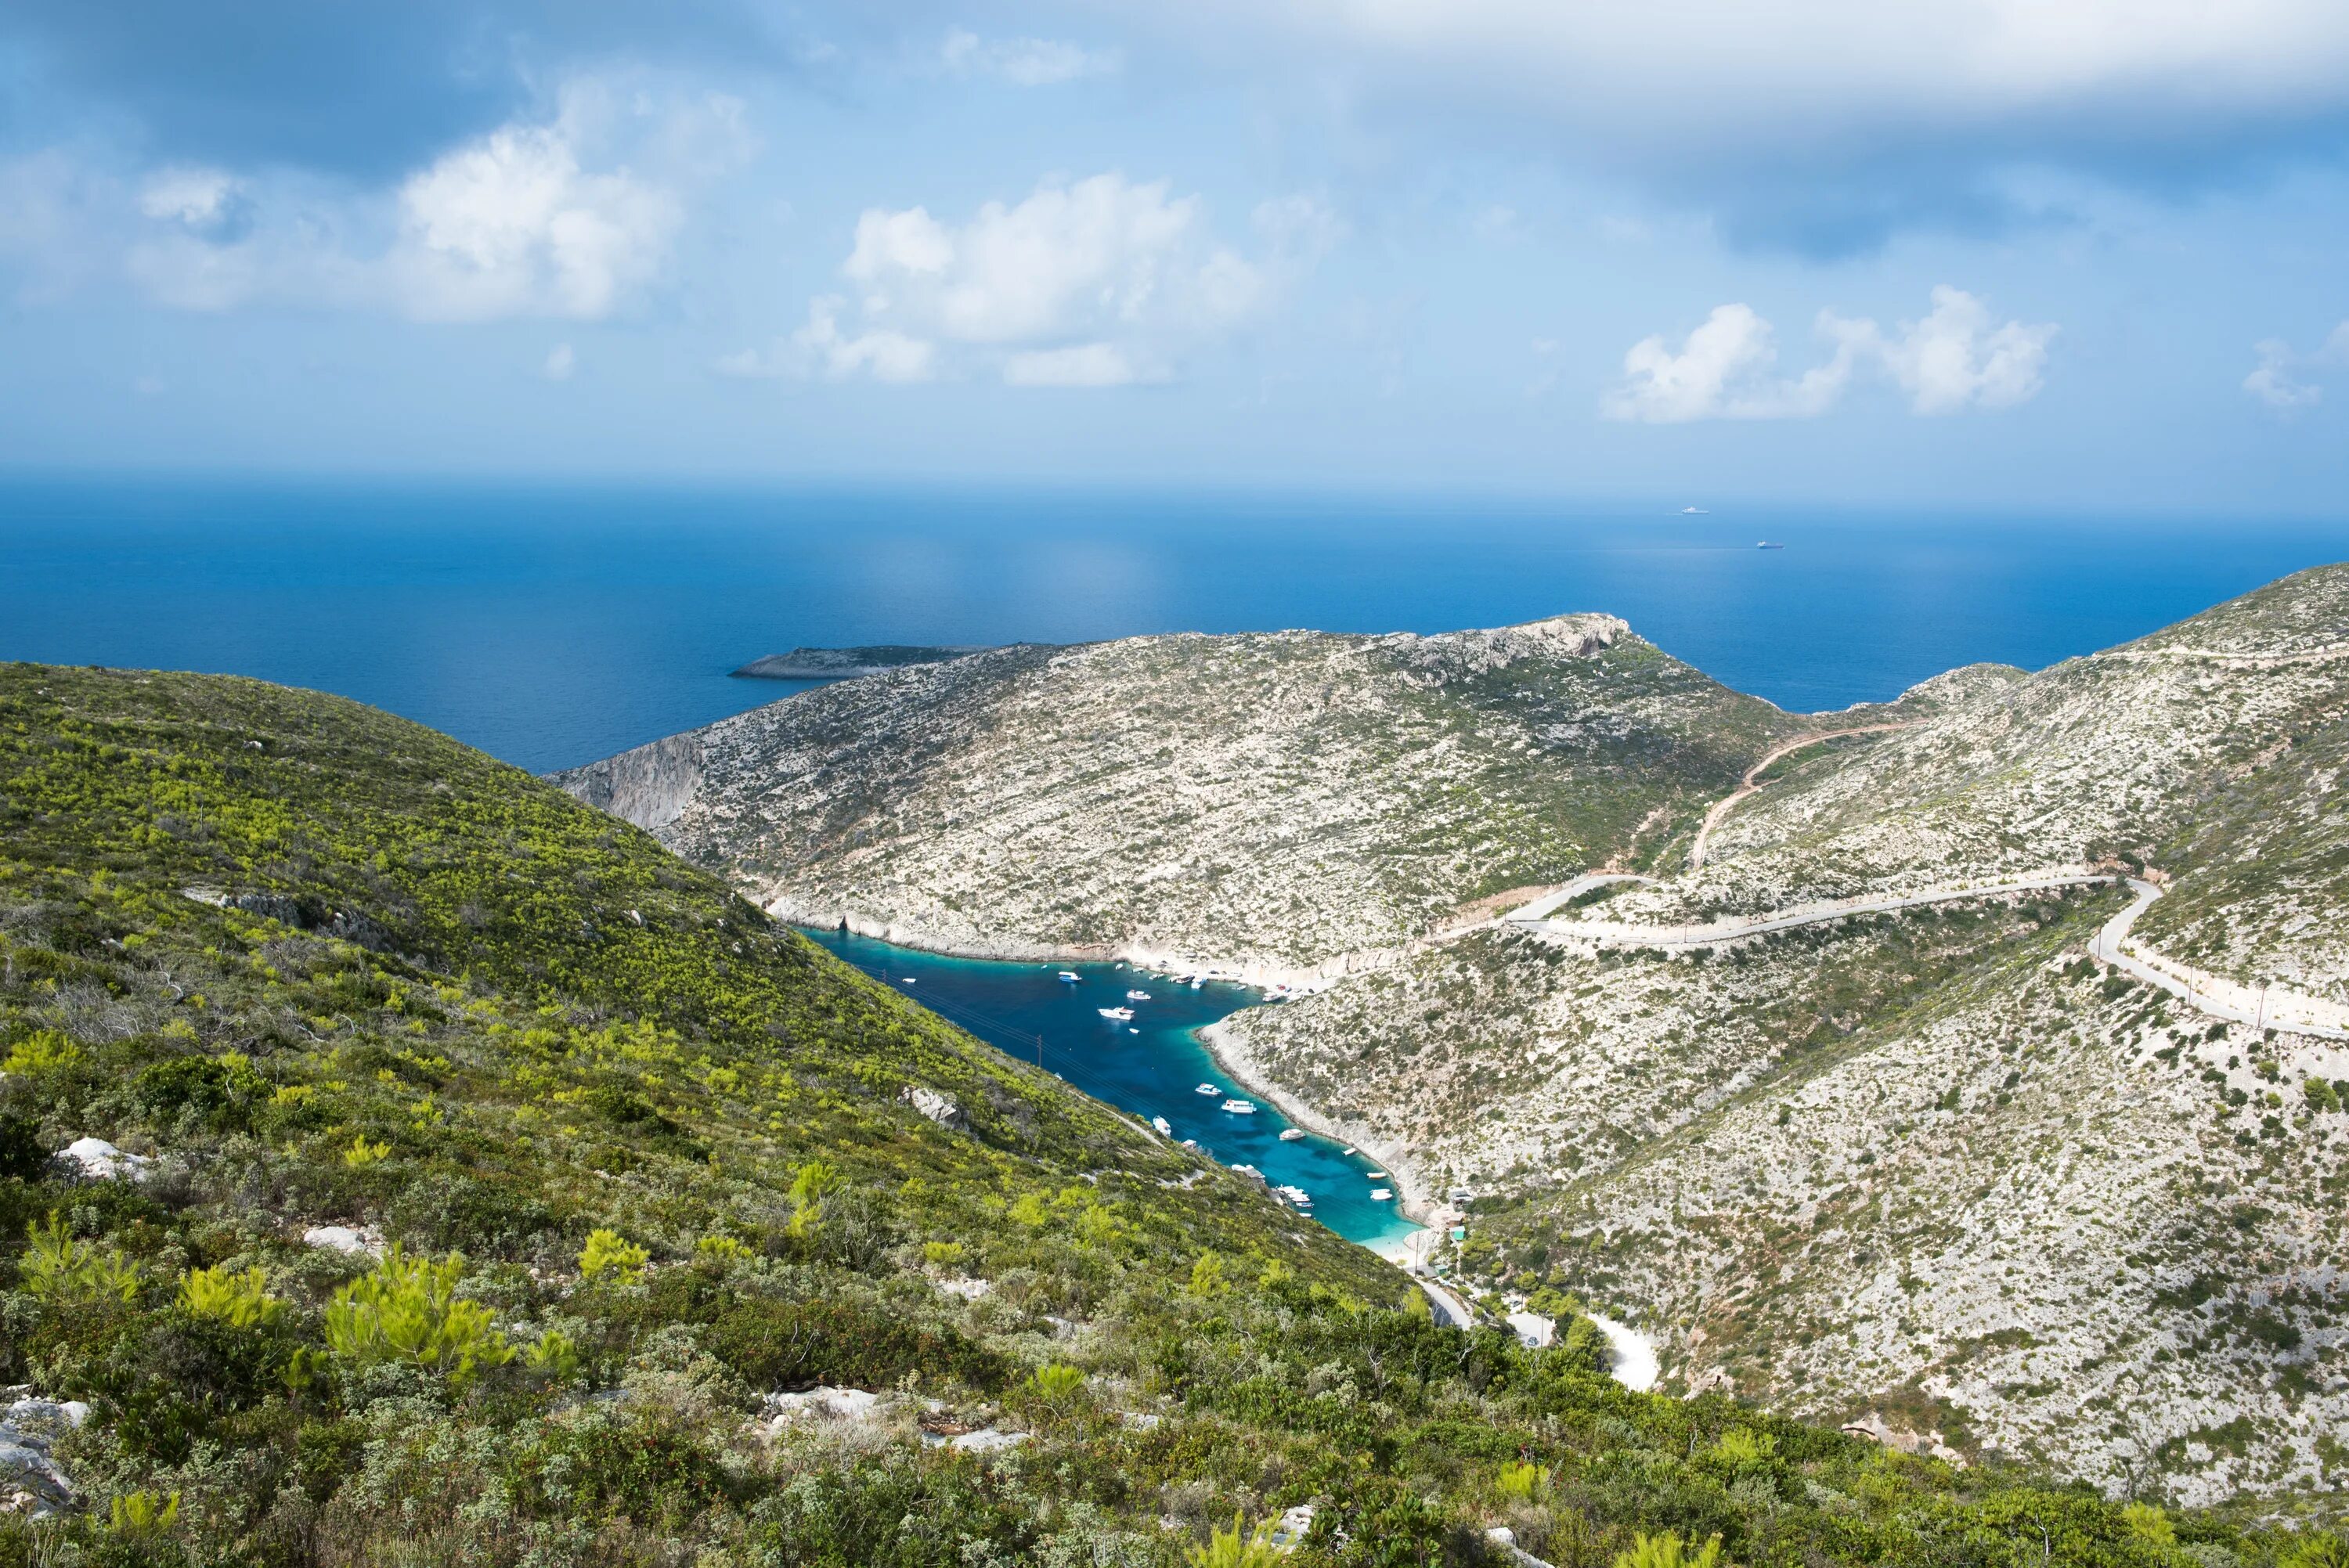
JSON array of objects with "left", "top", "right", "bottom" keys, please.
[{"left": 1221, "top": 1098, "right": 1257, "bottom": 1114}]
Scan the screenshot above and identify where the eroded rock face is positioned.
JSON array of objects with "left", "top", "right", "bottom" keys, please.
[
  {"left": 560, "top": 731, "right": 705, "bottom": 834},
  {"left": 0, "top": 1396, "right": 88, "bottom": 1519}
]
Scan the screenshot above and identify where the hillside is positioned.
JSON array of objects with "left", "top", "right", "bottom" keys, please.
[
  {"left": 558, "top": 615, "right": 1808, "bottom": 976},
  {"left": 5, "top": 663, "right": 2304, "bottom": 1566},
  {"left": 562, "top": 571, "right": 2349, "bottom": 1512}
]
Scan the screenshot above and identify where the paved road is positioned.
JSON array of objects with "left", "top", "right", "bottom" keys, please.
[
  {"left": 1414, "top": 1274, "right": 1474, "bottom": 1328},
  {"left": 1521, "top": 865, "right": 2116, "bottom": 949},
  {"left": 2091, "top": 878, "right": 2349, "bottom": 1041}
]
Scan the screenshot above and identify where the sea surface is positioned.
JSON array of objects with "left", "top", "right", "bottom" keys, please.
[
  {"left": 9, "top": 476, "right": 2349, "bottom": 774},
  {"left": 803, "top": 928, "right": 1425, "bottom": 1254}
]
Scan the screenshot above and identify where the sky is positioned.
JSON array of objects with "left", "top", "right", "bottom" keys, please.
[{"left": 4, "top": 1, "right": 2349, "bottom": 509}]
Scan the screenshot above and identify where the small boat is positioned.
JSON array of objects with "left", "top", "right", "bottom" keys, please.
[
  {"left": 1181, "top": 1138, "right": 1199, "bottom": 1149},
  {"left": 1195, "top": 1083, "right": 1221, "bottom": 1096},
  {"left": 900, "top": 977, "right": 915, "bottom": 984},
  {"left": 1369, "top": 1188, "right": 1393, "bottom": 1202},
  {"left": 1126, "top": 989, "right": 1151, "bottom": 1001},
  {"left": 1341, "top": 1146, "right": 1355, "bottom": 1155},
  {"left": 1366, "top": 1170, "right": 1385, "bottom": 1178},
  {"left": 1276, "top": 1184, "right": 1311, "bottom": 1206},
  {"left": 1152, "top": 1116, "right": 1172, "bottom": 1137},
  {"left": 1099, "top": 1006, "right": 1134, "bottom": 1021},
  {"left": 1128, "top": 1027, "right": 1139, "bottom": 1033},
  {"left": 1221, "top": 1099, "right": 1257, "bottom": 1115},
  {"left": 1278, "top": 1128, "right": 1306, "bottom": 1142},
  {"left": 1189, "top": 977, "right": 1203, "bottom": 989},
  {"left": 1756, "top": 541, "right": 1784, "bottom": 550},
  {"left": 1057, "top": 971, "right": 1080, "bottom": 982}
]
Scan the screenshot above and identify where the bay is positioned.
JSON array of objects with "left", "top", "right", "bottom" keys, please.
[{"left": 802, "top": 927, "right": 1426, "bottom": 1255}]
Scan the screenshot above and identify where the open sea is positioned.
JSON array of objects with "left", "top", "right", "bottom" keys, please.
[{"left": 9, "top": 474, "right": 2349, "bottom": 1246}]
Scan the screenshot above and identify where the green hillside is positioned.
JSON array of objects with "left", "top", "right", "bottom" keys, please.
[{"left": 0, "top": 664, "right": 2329, "bottom": 1567}]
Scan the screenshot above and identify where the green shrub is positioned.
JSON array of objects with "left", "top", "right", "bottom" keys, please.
[
  {"left": 579, "top": 1227, "right": 649, "bottom": 1283},
  {"left": 323, "top": 1245, "right": 511, "bottom": 1381},
  {"left": 176, "top": 1264, "right": 283, "bottom": 1328},
  {"left": 1190, "top": 1514, "right": 1282, "bottom": 1568},
  {"left": 702, "top": 1296, "right": 1005, "bottom": 1393},
  {"left": 21, "top": 1211, "right": 141, "bottom": 1303}
]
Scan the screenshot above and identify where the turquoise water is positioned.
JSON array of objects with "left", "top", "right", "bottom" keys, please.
[{"left": 803, "top": 927, "right": 1423, "bottom": 1253}]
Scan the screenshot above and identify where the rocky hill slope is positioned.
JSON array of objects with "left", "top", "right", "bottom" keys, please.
[
  {"left": 561, "top": 569, "right": 2349, "bottom": 1509},
  {"left": 559, "top": 615, "right": 1810, "bottom": 975},
  {"left": 4, "top": 662, "right": 2286, "bottom": 1566}
]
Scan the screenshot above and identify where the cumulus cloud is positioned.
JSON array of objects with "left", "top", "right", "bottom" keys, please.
[
  {"left": 388, "top": 120, "right": 679, "bottom": 322},
  {"left": 98, "top": 78, "right": 744, "bottom": 320},
  {"left": 758, "top": 173, "right": 1329, "bottom": 387},
  {"left": 940, "top": 29, "right": 1122, "bottom": 85},
  {"left": 2243, "top": 325, "right": 2349, "bottom": 410},
  {"left": 1604, "top": 287, "right": 2055, "bottom": 423},
  {"left": 543, "top": 343, "right": 576, "bottom": 380}
]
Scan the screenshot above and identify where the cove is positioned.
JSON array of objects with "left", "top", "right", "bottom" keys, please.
[{"left": 803, "top": 927, "right": 1423, "bottom": 1256}]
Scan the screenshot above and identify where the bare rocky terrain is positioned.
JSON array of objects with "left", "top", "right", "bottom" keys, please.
[{"left": 562, "top": 567, "right": 2349, "bottom": 1505}]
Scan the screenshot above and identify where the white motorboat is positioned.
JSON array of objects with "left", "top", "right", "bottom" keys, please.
[
  {"left": 1126, "top": 989, "right": 1152, "bottom": 1001},
  {"left": 1221, "top": 1098, "right": 1257, "bottom": 1114},
  {"left": 1278, "top": 1128, "right": 1306, "bottom": 1141},
  {"left": 1231, "top": 1162, "right": 1261, "bottom": 1177},
  {"left": 1276, "top": 1184, "right": 1311, "bottom": 1206},
  {"left": 1366, "top": 1170, "right": 1386, "bottom": 1178},
  {"left": 1057, "top": 971, "right": 1080, "bottom": 982},
  {"left": 1195, "top": 1083, "right": 1221, "bottom": 1096},
  {"left": 1181, "top": 1138, "right": 1199, "bottom": 1149},
  {"left": 1099, "top": 1006, "right": 1134, "bottom": 1021},
  {"left": 1151, "top": 1116, "right": 1172, "bottom": 1136},
  {"left": 1369, "top": 1188, "right": 1393, "bottom": 1202}
]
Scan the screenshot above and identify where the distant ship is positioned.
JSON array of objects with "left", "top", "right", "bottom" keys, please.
[
  {"left": 1756, "top": 541, "right": 1784, "bottom": 550},
  {"left": 1680, "top": 506, "right": 1709, "bottom": 515}
]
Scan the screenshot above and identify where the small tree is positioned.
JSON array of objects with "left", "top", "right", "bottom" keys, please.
[
  {"left": 1613, "top": 1532, "right": 1726, "bottom": 1568},
  {"left": 324, "top": 1245, "right": 511, "bottom": 1382}
]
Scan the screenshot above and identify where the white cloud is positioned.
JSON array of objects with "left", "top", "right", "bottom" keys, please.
[
  {"left": 941, "top": 29, "right": 1123, "bottom": 85},
  {"left": 1143, "top": 2, "right": 2349, "bottom": 157},
  {"left": 137, "top": 168, "right": 241, "bottom": 231},
  {"left": 772, "top": 173, "right": 1326, "bottom": 387},
  {"left": 791, "top": 295, "right": 938, "bottom": 383},
  {"left": 388, "top": 110, "right": 680, "bottom": 323},
  {"left": 2243, "top": 325, "right": 2349, "bottom": 410},
  {"left": 543, "top": 343, "right": 576, "bottom": 380},
  {"left": 97, "top": 79, "right": 743, "bottom": 322},
  {"left": 1604, "top": 304, "right": 1857, "bottom": 422},
  {"left": 1854, "top": 286, "right": 2057, "bottom": 414},
  {"left": 1604, "top": 287, "right": 2054, "bottom": 423}
]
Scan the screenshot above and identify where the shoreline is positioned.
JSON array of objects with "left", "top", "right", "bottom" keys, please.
[
  {"left": 1196, "top": 1017, "right": 1442, "bottom": 1260},
  {"left": 765, "top": 895, "right": 1502, "bottom": 996},
  {"left": 788, "top": 907, "right": 1440, "bottom": 1260}
]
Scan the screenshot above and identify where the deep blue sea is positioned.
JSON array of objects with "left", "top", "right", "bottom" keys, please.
[
  {"left": 8, "top": 476, "right": 2348, "bottom": 774},
  {"left": 803, "top": 930, "right": 1424, "bottom": 1253},
  {"left": 9, "top": 474, "right": 2349, "bottom": 1250}
]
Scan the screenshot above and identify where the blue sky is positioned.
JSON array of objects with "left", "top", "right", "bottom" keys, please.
[{"left": 5, "top": 1, "right": 2349, "bottom": 509}]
